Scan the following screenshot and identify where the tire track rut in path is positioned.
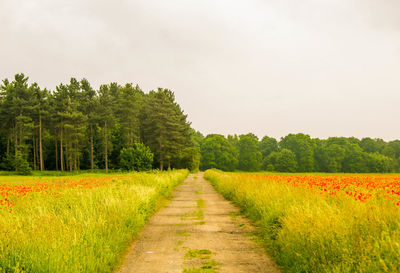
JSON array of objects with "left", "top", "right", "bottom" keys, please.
[{"left": 117, "top": 173, "right": 279, "bottom": 273}]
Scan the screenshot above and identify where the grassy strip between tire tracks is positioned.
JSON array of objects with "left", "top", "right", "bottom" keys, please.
[
  {"left": 204, "top": 169, "right": 400, "bottom": 273},
  {"left": 0, "top": 170, "right": 188, "bottom": 273}
]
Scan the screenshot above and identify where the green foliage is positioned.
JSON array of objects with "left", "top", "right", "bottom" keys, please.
[
  {"left": 141, "top": 88, "right": 194, "bottom": 170},
  {"left": 200, "top": 132, "right": 400, "bottom": 173},
  {"left": 0, "top": 74, "right": 200, "bottom": 173},
  {"left": 200, "top": 134, "right": 238, "bottom": 171},
  {"left": 382, "top": 140, "right": 400, "bottom": 159},
  {"left": 227, "top": 134, "right": 239, "bottom": 147},
  {"left": 0, "top": 154, "right": 14, "bottom": 171},
  {"left": 0, "top": 73, "right": 399, "bottom": 174},
  {"left": 191, "top": 130, "right": 204, "bottom": 147},
  {"left": 365, "top": 152, "right": 395, "bottom": 173},
  {"left": 237, "top": 134, "right": 262, "bottom": 171},
  {"left": 280, "top": 133, "right": 314, "bottom": 172},
  {"left": 119, "top": 143, "right": 153, "bottom": 171},
  {"left": 360, "top": 137, "right": 385, "bottom": 154},
  {"left": 115, "top": 83, "right": 143, "bottom": 145},
  {"left": 13, "top": 152, "right": 32, "bottom": 175},
  {"left": 314, "top": 142, "right": 346, "bottom": 172},
  {"left": 175, "top": 146, "right": 201, "bottom": 171},
  {"left": 259, "top": 136, "right": 279, "bottom": 158},
  {"left": 264, "top": 149, "right": 297, "bottom": 172},
  {"left": 275, "top": 149, "right": 297, "bottom": 172},
  {"left": 171, "top": 129, "right": 203, "bottom": 171}
]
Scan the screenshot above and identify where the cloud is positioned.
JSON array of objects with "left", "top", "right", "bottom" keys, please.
[
  {"left": 0, "top": 0, "right": 399, "bottom": 140},
  {"left": 355, "top": 0, "right": 400, "bottom": 31}
]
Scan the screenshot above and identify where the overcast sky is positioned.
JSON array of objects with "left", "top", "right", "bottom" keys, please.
[{"left": 1, "top": 0, "right": 399, "bottom": 140}]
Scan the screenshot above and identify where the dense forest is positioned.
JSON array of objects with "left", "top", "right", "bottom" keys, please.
[
  {"left": 200, "top": 133, "right": 400, "bottom": 173},
  {"left": 0, "top": 74, "right": 200, "bottom": 173},
  {"left": 1, "top": 74, "right": 399, "bottom": 174}
]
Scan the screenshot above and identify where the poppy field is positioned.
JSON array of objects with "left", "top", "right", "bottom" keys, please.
[
  {"left": 0, "top": 170, "right": 188, "bottom": 273},
  {"left": 204, "top": 170, "right": 400, "bottom": 273}
]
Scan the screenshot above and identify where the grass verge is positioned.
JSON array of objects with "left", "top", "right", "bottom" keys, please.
[
  {"left": 0, "top": 170, "right": 188, "bottom": 273},
  {"left": 204, "top": 169, "right": 400, "bottom": 273}
]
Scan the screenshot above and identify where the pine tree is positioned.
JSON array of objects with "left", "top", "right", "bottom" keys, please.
[
  {"left": 116, "top": 83, "right": 143, "bottom": 147},
  {"left": 1, "top": 74, "right": 35, "bottom": 170},
  {"left": 142, "top": 88, "right": 192, "bottom": 170},
  {"left": 80, "top": 78, "right": 98, "bottom": 170},
  {"left": 64, "top": 78, "right": 87, "bottom": 171},
  {"left": 98, "top": 83, "right": 116, "bottom": 172},
  {"left": 31, "top": 83, "right": 49, "bottom": 171},
  {"left": 53, "top": 83, "right": 69, "bottom": 171}
]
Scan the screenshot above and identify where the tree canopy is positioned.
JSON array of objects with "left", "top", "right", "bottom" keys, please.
[
  {"left": 199, "top": 134, "right": 400, "bottom": 173},
  {"left": 237, "top": 134, "right": 262, "bottom": 171},
  {"left": 0, "top": 73, "right": 199, "bottom": 172},
  {"left": 1, "top": 73, "right": 399, "bottom": 174},
  {"left": 200, "top": 134, "right": 238, "bottom": 171}
]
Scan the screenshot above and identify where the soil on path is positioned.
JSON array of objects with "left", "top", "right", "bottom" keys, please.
[{"left": 117, "top": 173, "right": 279, "bottom": 273}]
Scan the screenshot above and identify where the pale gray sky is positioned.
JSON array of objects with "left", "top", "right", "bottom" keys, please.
[{"left": 1, "top": 0, "right": 399, "bottom": 140}]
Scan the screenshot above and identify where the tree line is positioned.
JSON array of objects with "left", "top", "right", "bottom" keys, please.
[
  {"left": 0, "top": 74, "right": 200, "bottom": 173},
  {"left": 1, "top": 73, "right": 399, "bottom": 174},
  {"left": 200, "top": 133, "right": 400, "bottom": 173}
]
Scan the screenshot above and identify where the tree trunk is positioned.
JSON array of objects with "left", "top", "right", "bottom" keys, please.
[
  {"left": 168, "top": 159, "right": 171, "bottom": 170},
  {"left": 6, "top": 134, "right": 10, "bottom": 155},
  {"left": 129, "top": 130, "right": 133, "bottom": 146},
  {"left": 74, "top": 137, "right": 77, "bottom": 171},
  {"left": 39, "top": 113, "right": 44, "bottom": 171},
  {"left": 105, "top": 121, "right": 108, "bottom": 173},
  {"left": 90, "top": 124, "right": 94, "bottom": 170},
  {"left": 33, "top": 135, "right": 37, "bottom": 171},
  {"left": 159, "top": 152, "right": 163, "bottom": 171},
  {"left": 19, "top": 115, "right": 23, "bottom": 152},
  {"left": 65, "top": 139, "right": 68, "bottom": 171},
  {"left": 14, "top": 124, "right": 17, "bottom": 156},
  {"left": 159, "top": 135, "right": 163, "bottom": 170},
  {"left": 35, "top": 137, "right": 39, "bottom": 171},
  {"left": 60, "top": 128, "right": 64, "bottom": 171},
  {"left": 66, "top": 141, "right": 71, "bottom": 172},
  {"left": 55, "top": 133, "right": 59, "bottom": 171}
]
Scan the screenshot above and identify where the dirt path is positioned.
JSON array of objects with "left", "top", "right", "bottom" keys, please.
[{"left": 117, "top": 173, "right": 279, "bottom": 273}]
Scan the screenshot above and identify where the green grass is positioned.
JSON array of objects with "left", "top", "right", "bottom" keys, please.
[
  {"left": 196, "top": 199, "right": 205, "bottom": 208},
  {"left": 0, "top": 170, "right": 188, "bottom": 273},
  {"left": 185, "top": 249, "right": 212, "bottom": 259},
  {"left": 205, "top": 169, "right": 400, "bottom": 273},
  {"left": 229, "top": 211, "right": 239, "bottom": 219},
  {"left": 174, "top": 240, "right": 185, "bottom": 252},
  {"left": 176, "top": 230, "right": 191, "bottom": 237},
  {"left": 181, "top": 209, "right": 204, "bottom": 221},
  {"left": 183, "top": 260, "right": 220, "bottom": 273},
  {"left": 183, "top": 248, "right": 219, "bottom": 273}
]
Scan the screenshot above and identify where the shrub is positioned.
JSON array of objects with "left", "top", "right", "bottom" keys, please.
[
  {"left": 14, "top": 152, "right": 32, "bottom": 175},
  {"left": 120, "top": 143, "right": 153, "bottom": 171}
]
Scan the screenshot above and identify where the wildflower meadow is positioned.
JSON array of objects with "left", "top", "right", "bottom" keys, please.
[
  {"left": 205, "top": 169, "right": 400, "bottom": 273},
  {"left": 0, "top": 170, "right": 188, "bottom": 273}
]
